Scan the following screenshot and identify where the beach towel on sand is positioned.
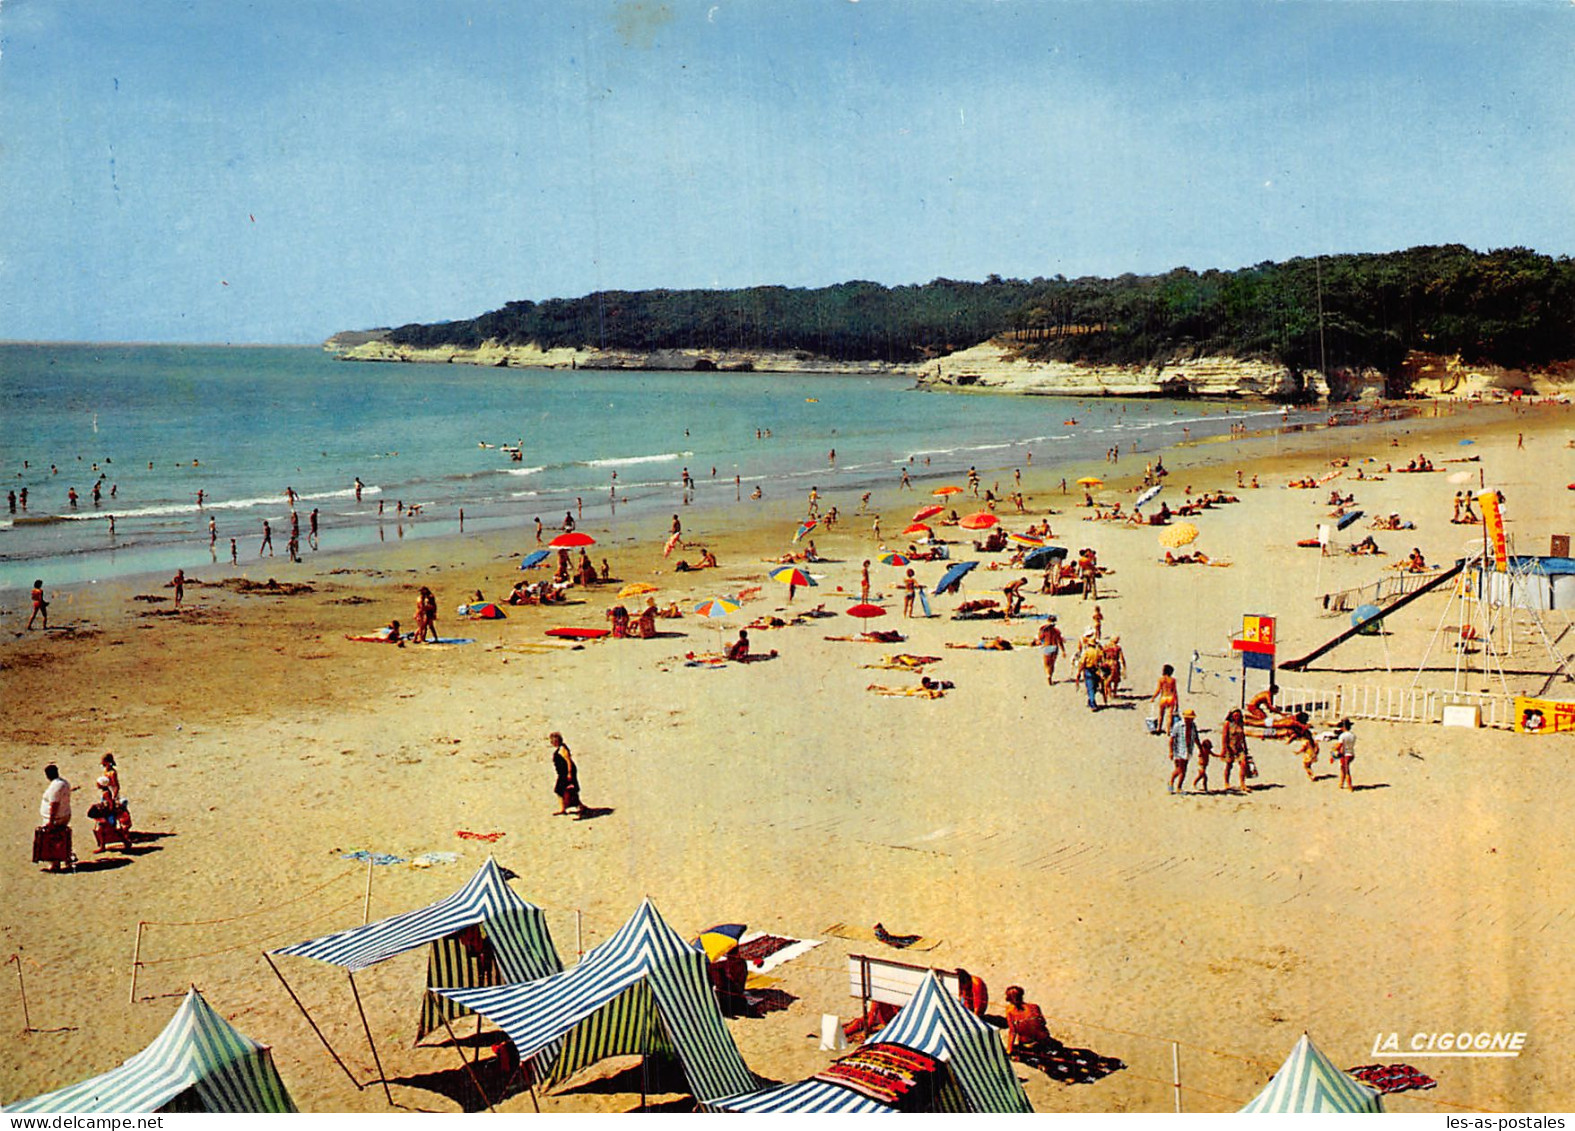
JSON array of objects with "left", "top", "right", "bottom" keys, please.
[
  {"left": 1347, "top": 1064, "right": 1437, "bottom": 1094},
  {"left": 823, "top": 922, "right": 943, "bottom": 952},
  {"left": 1014, "top": 1038, "right": 1126, "bottom": 1085}
]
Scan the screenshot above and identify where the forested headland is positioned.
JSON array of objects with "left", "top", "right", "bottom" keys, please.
[{"left": 376, "top": 245, "right": 1575, "bottom": 392}]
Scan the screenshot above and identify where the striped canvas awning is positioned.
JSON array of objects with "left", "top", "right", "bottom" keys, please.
[
  {"left": 710, "top": 970, "right": 1032, "bottom": 1114},
  {"left": 271, "top": 857, "right": 560, "bottom": 982},
  {"left": 435, "top": 898, "right": 758, "bottom": 1104},
  {"left": 709, "top": 1077, "right": 895, "bottom": 1114},
  {"left": 1240, "top": 1033, "right": 1384, "bottom": 1113},
  {"left": 5, "top": 988, "right": 296, "bottom": 1113}
]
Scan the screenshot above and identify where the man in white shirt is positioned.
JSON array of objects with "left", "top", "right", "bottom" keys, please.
[{"left": 36, "top": 763, "right": 72, "bottom": 871}]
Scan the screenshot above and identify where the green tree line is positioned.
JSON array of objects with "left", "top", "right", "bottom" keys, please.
[{"left": 385, "top": 245, "right": 1575, "bottom": 390}]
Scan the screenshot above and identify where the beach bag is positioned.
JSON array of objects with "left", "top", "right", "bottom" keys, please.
[
  {"left": 1144, "top": 715, "right": 1160, "bottom": 735},
  {"left": 1245, "top": 755, "right": 1259, "bottom": 780}
]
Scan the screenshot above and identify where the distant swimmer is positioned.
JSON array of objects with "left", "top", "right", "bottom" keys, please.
[
  {"left": 68, "top": 487, "right": 78, "bottom": 507},
  {"left": 208, "top": 517, "right": 217, "bottom": 545},
  {"left": 354, "top": 477, "right": 363, "bottom": 501}
]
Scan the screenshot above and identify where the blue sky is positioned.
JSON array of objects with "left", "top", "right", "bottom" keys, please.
[{"left": 2, "top": 0, "right": 1572, "bottom": 344}]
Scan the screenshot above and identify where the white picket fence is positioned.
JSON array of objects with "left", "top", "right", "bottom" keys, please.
[{"left": 1276, "top": 682, "right": 1513, "bottom": 729}]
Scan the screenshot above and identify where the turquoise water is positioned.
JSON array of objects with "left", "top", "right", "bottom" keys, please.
[{"left": 0, "top": 344, "right": 1310, "bottom": 591}]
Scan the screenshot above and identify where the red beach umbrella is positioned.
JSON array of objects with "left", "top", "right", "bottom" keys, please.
[
  {"left": 913, "top": 504, "right": 945, "bottom": 521},
  {"left": 932, "top": 486, "right": 963, "bottom": 497},
  {"left": 959, "top": 513, "right": 999, "bottom": 530},
  {"left": 901, "top": 523, "right": 934, "bottom": 539},
  {"left": 847, "top": 603, "right": 887, "bottom": 619},
  {"left": 549, "top": 531, "right": 596, "bottom": 548}
]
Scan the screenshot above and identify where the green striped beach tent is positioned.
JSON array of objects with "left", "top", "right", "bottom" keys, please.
[
  {"left": 709, "top": 969, "right": 1033, "bottom": 1113},
  {"left": 1239, "top": 1033, "right": 1383, "bottom": 1113},
  {"left": 271, "top": 856, "right": 562, "bottom": 1040},
  {"left": 434, "top": 898, "right": 759, "bottom": 1105},
  {"left": 5, "top": 987, "right": 295, "bottom": 1113}
]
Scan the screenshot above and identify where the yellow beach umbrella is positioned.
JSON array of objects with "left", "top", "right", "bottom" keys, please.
[
  {"left": 1158, "top": 522, "right": 1200, "bottom": 549},
  {"left": 1076, "top": 476, "right": 1104, "bottom": 487},
  {"left": 618, "top": 582, "right": 659, "bottom": 599}
]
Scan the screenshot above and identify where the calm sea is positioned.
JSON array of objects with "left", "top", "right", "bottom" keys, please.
[{"left": 0, "top": 344, "right": 1313, "bottom": 591}]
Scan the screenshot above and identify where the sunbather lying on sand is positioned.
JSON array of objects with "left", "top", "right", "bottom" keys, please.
[
  {"left": 863, "top": 654, "right": 943, "bottom": 670},
  {"left": 866, "top": 682, "right": 947, "bottom": 698},
  {"left": 347, "top": 620, "right": 407, "bottom": 645},
  {"left": 946, "top": 637, "right": 1012, "bottom": 650}
]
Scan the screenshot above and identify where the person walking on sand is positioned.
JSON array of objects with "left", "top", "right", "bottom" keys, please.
[
  {"left": 900, "top": 468, "right": 911, "bottom": 490},
  {"left": 1169, "top": 710, "right": 1198, "bottom": 794},
  {"left": 1100, "top": 635, "right": 1125, "bottom": 699},
  {"left": 1330, "top": 718, "right": 1356, "bottom": 791},
  {"left": 902, "top": 569, "right": 918, "bottom": 617},
  {"left": 1191, "top": 736, "right": 1214, "bottom": 793},
  {"left": 1036, "top": 615, "right": 1066, "bottom": 685},
  {"left": 28, "top": 579, "right": 49, "bottom": 630},
  {"left": 229, "top": 538, "right": 238, "bottom": 566},
  {"left": 36, "top": 764, "right": 73, "bottom": 872},
  {"left": 1074, "top": 635, "right": 1104, "bottom": 711},
  {"left": 861, "top": 560, "right": 871, "bottom": 602},
  {"left": 1220, "top": 708, "right": 1250, "bottom": 793},
  {"left": 1078, "top": 549, "right": 1099, "bottom": 601},
  {"left": 1283, "top": 711, "right": 1319, "bottom": 781},
  {"left": 171, "top": 568, "right": 185, "bottom": 608},
  {"left": 872, "top": 516, "right": 882, "bottom": 543},
  {"left": 1152, "top": 664, "right": 1180, "bottom": 736},
  {"left": 260, "top": 519, "right": 274, "bottom": 557},
  {"left": 549, "top": 732, "right": 585, "bottom": 818},
  {"left": 419, "top": 586, "right": 439, "bottom": 643}
]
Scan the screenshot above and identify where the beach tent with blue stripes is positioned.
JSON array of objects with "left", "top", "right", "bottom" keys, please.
[
  {"left": 434, "top": 898, "right": 758, "bottom": 1106},
  {"left": 266, "top": 857, "right": 562, "bottom": 1103},
  {"left": 1239, "top": 1033, "right": 1383, "bottom": 1113},
  {"left": 708, "top": 969, "right": 1033, "bottom": 1113},
  {"left": 5, "top": 987, "right": 296, "bottom": 1113}
]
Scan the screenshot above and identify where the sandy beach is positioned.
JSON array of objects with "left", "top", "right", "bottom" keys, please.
[{"left": 3, "top": 398, "right": 1572, "bottom": 1113}]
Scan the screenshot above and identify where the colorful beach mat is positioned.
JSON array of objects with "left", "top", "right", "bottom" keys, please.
[
  {"left": 816, "top": 1042, "right": 941, "bottom": 1108},
  {"left": 1347, "top": 1063, "right": 1438, "bottom": 1094}
]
